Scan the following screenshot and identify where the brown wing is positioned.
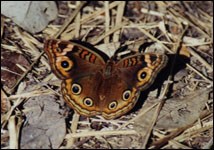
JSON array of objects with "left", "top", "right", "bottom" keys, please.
[
  {"left": 98, "top": 53, "right": 168, "bottom": 119},
  {"left": 44, "top": 39, "right": 109, "bottom": 80},
  {"left": 44, "top": 40, "right": 168, "bottom": 119},
  {"left": 44, "top": 39, "right": 110, "bottom": 117},
  {"left": 99, "top": 73, "right": 141, "bottom": 119},
  {"left": 61, "top": 75, "right": 102, "bottom": 117},
  {"left": 116, "top": 53, "right": 168, "bottom": 90},
  {"left": 61, "top": 68, "right": 140, "bottom": 119}
]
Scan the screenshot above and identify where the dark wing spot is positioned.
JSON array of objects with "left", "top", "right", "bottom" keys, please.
[
  {"left": 150, "top": 55, "right": 158, "bottom": 62},
  {"left": 61, "top": 61, "right": 69, "bottom": 68},
  {"left": 58, "top": 42, "right": 69, "bottom": 51},
  {"left": 140, "top": 72, "right": 147, "bottom": 79},
  {"left": 141, "top": 55, "right": 147, "bottom": 67}
]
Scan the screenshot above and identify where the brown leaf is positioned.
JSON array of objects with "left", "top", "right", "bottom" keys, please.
[{"left": 1, "top": 51, "right": 30, "bottom": 90}]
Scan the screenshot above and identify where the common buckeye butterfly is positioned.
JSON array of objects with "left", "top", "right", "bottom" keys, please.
[{"left": 44, "top": 39, "right": 168, "bottom": 119}]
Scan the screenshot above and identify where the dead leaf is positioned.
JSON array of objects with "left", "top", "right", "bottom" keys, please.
[
  {"left": 20, "top": 95, "right": 66, "bottom": 149},
  {"left": 1, "top": 51, "right": 30, "bottom": 91},
  {"left": 155, "top": 88, "right": 211, "bottom": 129},
  {"left": 1, "top": 1, "right": 58, "bottom": 33}
]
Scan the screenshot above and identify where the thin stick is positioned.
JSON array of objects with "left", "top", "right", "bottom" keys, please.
[
  {"left": 113, "top": 2, "right": 125, "bottom": 42},
  {"left": 67, "top": 129, "right": 138, "bottom": 138},
  {"left": 104, "top": 1, "right": 110, "bottom": 43},
  {"left": 74, "top": 1, "right": 81, "bottom": 39},
  {"left": 91, "top": 22, "right": 128, "bottom": 45},
  {"left": 66, "top": 112, "right": 80, "bottom": 148},
  {"left": 54, "top": 1, "right": 87, "bottom": 38}
]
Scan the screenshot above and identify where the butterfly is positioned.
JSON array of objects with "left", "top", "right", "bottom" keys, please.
[{"left": 44, "top": 39, "right": 168, "bottom": 119}]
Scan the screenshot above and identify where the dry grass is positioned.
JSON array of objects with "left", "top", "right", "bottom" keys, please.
[{"left": 1, "top": 1, "right": 213, "bottom": 149}]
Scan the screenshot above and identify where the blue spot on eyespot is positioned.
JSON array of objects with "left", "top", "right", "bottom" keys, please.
[
  {"left": 85, "top": 99, "right": 92, "bottom": 105},
  {"left": 124, "top": 92, "right": 130, "bottom": 99},
  {"left": 141, "top": 72, "right": 147, "bottom": 79},
  {"left": 72, "top": 85, "right": 79, "bottom": 93},
  {"left": 61, "top": 61, "right": 69, "bottom": 68}
]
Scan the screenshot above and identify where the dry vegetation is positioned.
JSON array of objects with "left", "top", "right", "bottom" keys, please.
[{"left": 1, "top": 1, "right": 213, "bottom": 149}]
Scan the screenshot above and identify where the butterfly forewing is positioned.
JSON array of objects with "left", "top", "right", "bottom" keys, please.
[{"left": 44, "top": 39, "right": 109, "bottom": 79}]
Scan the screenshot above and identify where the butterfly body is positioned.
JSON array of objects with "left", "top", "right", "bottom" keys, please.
[{"left": 44, "top": 39, "right": 168, "bottom": 119}]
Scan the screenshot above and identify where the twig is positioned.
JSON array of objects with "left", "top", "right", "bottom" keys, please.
[
  {"left": 74, "top": 1, "right": 81, "bottom": 39},
  {"left": 150, "top": 126, "right": 190, "bottom": 149},
  {"left": 91, "top": 22, "right": 128, "bottom": 45},
  {"left": 66, "top": 112, "right": 80, "bottom": 148},
  {"left": 54, "top": 1, "right": 87, "bottom": 38},
  {"left": 63, "top": 1, "right": 122, "bottom": 34},
  {"left": 104, "top": 1, "right": 110, "bottom": 43},
  {"left": 113, "top": 2, "right": 125, "bottom": 42},
  {"left": 66, "top": 129, "right": 138, "bottom": 138}
]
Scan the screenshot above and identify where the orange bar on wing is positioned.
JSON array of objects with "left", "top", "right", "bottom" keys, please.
[
  {"left": 81, "top": 50, "right": 89, "bottom": 59},
  {"left": 89, "top": 54, "right": 96, "bottom": 63}
]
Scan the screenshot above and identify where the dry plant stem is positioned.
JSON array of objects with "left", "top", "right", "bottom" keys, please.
[
  {"left": 175, "top": 119, "right": 213, "bottom": 141},
  {"left": 91, "top": 22, "right": 128, "bottom": 45},
  {"left": 8, "top": 115, "right": 23, "bottom": 149},
  {"left": 150, "top": 125, "right": 191, "bottom": 149},
  {"left": 188, "top": 47, "right": 213, "bottom": 72},
  {"left": 1, "top": 88, "right": 9, "bottom": 112},
  {"left": 166, "top": 139, "right": 192, "bottom": 149},
  {"left": 162, "top": 2, "right": 211, "bottom": 39},
  {"left": 64, "top": 1, "right": 122, "bottom": 33},
  {"left": 67, "top": 129, "right": 137, "bottom": 138},
  {"left": 152, "top": 119, "right": 213, "bottom": 149},
  {"left": 104, "top": 1, "right": 110, "bottom": 43},
  {"left": 8, "top": 116, "right": 18, "bottom": 149},
  {"left": 74, "top": 1, "right": 81, "bottom": 38},
  {"left": 8, "top": 89, "right": 53, "bottom": 100},
  {"left": 13, "top": 27, "right": 40, "bottom": 55},
  {"left": 80, "top": 1, "right": 121, "bottom": 24},
  {"left": 1, "top": 98, "right": 25, "bottom": 128},
  {"left": 1, "top": 67, "right": 22, "bottom": 76},
  {"left": 54, "top": 1, "right": 87, "bottom": 38},
  {"left": 1, "top": 16, "right": 5, "bottom": 38},
  {"left": 113, "top": 2, "right": 125, "bottom": 42},
  {"left": 66, "top": 112, "right": 80, "bottom": 148},
  {"left": 186, "top": 64, "right": 212, "bottom": 84}
]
